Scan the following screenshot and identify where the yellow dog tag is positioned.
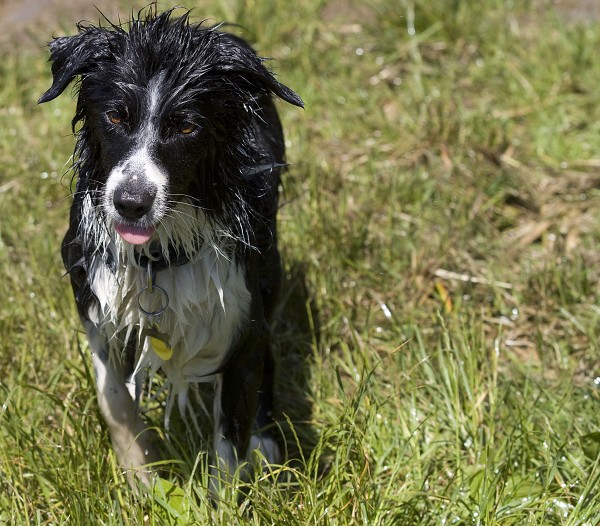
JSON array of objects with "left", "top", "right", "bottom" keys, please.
[
  {"left": 149, "top": 335, "right": 173, "bottom": 361},
  {"left": 143, "top": 324, "right": 173, "bottom": 361}
]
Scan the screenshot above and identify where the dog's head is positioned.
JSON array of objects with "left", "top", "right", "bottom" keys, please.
[{"left": 40, "top": 8, "right": 302, "bottom": 249}]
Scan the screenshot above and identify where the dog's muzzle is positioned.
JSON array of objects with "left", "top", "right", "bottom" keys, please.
[
  {"left": 106, "top": 156, "right": 166, "bottom": 245},
  {"left": 113, "top": 186, "right": 157, "bottom": 221}
]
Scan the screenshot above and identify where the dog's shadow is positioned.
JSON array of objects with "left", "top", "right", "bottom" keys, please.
[{"left": 271, "top": 261, "right": 319, "bottom": 466}]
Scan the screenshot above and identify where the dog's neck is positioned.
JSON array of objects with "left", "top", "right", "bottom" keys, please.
[{"left": 135, "top": 243, "right": 192, "bottom": 272}]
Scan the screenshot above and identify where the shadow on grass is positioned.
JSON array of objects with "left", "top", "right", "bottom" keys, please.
[{"left": 272, "top": 261, "right": 320, "bottom": 468}]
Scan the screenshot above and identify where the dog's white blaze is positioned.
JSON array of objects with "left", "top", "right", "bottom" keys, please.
[
  {"left": 147, "top": 72, "right": 163, "bottom": 117},
  {"left": 103, "top": 72, "right": 169, "bottom": 224}
]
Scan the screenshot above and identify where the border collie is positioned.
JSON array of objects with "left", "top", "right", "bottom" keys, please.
[{"left": 39, "top": 8, "right": 302, "bottom": 486}]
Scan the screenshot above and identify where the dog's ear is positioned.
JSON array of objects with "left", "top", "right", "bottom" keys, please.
[
  {"left": 253, "top": 67, "right": 304, "bottom": 109},
  {"left": 38, "top": 30, "right": 112, "bottom": 104},
  {"left": 243, "top": 60, "right": 304, "bottom": 109},
  {"left": 216, "top": 33, "right": 304, "bottom": 109}
]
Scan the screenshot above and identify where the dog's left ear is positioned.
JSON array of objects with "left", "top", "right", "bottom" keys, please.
[
  {"left": 38, "top": 30, "right": 112, "bottom": 104},
  {"left": 217, "top": 33, "right": 304, "bottom": 109}
]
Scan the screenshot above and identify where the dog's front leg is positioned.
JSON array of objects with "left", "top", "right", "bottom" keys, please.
[
  {"left": 84, "top": 322, "right": 158, "bottom": 485},
  {"left": 211, "top": 328, "right": 281, "bottom": 492},
  {"left": 211, "top": 341, "right": 264, "bottom": 487}
]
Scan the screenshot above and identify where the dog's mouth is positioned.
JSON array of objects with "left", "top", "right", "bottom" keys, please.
[{"left": 114, "top": 222, "right": 156, "bottom": 245}]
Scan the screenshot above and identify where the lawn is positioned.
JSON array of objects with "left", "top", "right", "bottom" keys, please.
[{"left": 1, "top": 0, "right": 599, "bottom": 524}]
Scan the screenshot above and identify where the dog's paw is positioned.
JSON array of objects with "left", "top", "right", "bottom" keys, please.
[{"left": 249, "top": 434, "right": 281, "bottom": 466}]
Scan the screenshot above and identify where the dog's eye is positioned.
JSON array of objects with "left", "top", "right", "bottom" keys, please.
[
  {"left": 107, "top": 111, "right": 124, "bottom": 125},
  {"left": 179, "top": 121, "right": 196, "bottom": 135}
]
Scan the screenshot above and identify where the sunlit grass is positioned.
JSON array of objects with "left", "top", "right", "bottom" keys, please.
[{"left": 1, "top": 0, "right": 599, "bottom": 523}]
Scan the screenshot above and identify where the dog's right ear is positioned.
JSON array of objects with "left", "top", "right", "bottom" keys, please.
[{"left": 38, "top": 31, "right": 111, "bottom": 104}]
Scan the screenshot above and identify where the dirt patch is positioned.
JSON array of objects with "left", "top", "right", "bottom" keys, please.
[
  {"left": 1, "top": 0, "right": 598, "bottom": 53},
  {"left": 552, "top": 0, "right": 600, "bottom": 22},
  {"left": 0, "top": 0, "right": 126, "bottom": 51}
]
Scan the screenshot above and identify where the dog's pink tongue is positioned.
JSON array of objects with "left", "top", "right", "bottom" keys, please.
[{"left": 114, "top": 223, "right": 156, "bottom": 245}]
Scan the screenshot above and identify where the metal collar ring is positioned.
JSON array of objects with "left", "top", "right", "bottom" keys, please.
[{"left": 137, "top": 284, "right": 169, "bottom": 317}]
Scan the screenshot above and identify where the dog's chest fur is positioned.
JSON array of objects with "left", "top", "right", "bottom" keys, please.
[{"left": 87, "top": 230, "right": 251, "bottom": 420}]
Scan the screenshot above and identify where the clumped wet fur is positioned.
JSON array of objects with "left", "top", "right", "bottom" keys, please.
[{"left": 39, "top": 6, "right": 302, "bottom": 487}]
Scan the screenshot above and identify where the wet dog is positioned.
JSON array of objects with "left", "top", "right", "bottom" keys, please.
[{"left": 39, "top": 8, "right": 302, "bottom": 485}]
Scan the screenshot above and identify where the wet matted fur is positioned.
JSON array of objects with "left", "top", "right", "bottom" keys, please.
[{"left": 39, "top": 7, "right": 302, "bottom": 486}]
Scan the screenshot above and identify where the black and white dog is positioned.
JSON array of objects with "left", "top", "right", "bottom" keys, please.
[{"left": 39, "top": 8, "right": 302, "bottom": 485}]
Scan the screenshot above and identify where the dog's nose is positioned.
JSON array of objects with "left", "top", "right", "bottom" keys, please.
[{"left": 113, "top": 187, "right": 156, "bottom": 220}]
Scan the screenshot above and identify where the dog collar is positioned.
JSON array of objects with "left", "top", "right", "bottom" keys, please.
[{"left": 136, "top": 244, "right": 190, "bottom": 272}]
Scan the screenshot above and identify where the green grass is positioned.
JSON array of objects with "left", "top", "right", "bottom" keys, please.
[{"left": 1, "top": 0, "right": 600, "bottom": 523}]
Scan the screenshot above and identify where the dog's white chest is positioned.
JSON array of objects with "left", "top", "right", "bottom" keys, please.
[
  {"left": 151, "top": 256, "right": 251, "bottom": 376},
  {"left": 88, "top": 246, "right": 251, "bottom": 416}
]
